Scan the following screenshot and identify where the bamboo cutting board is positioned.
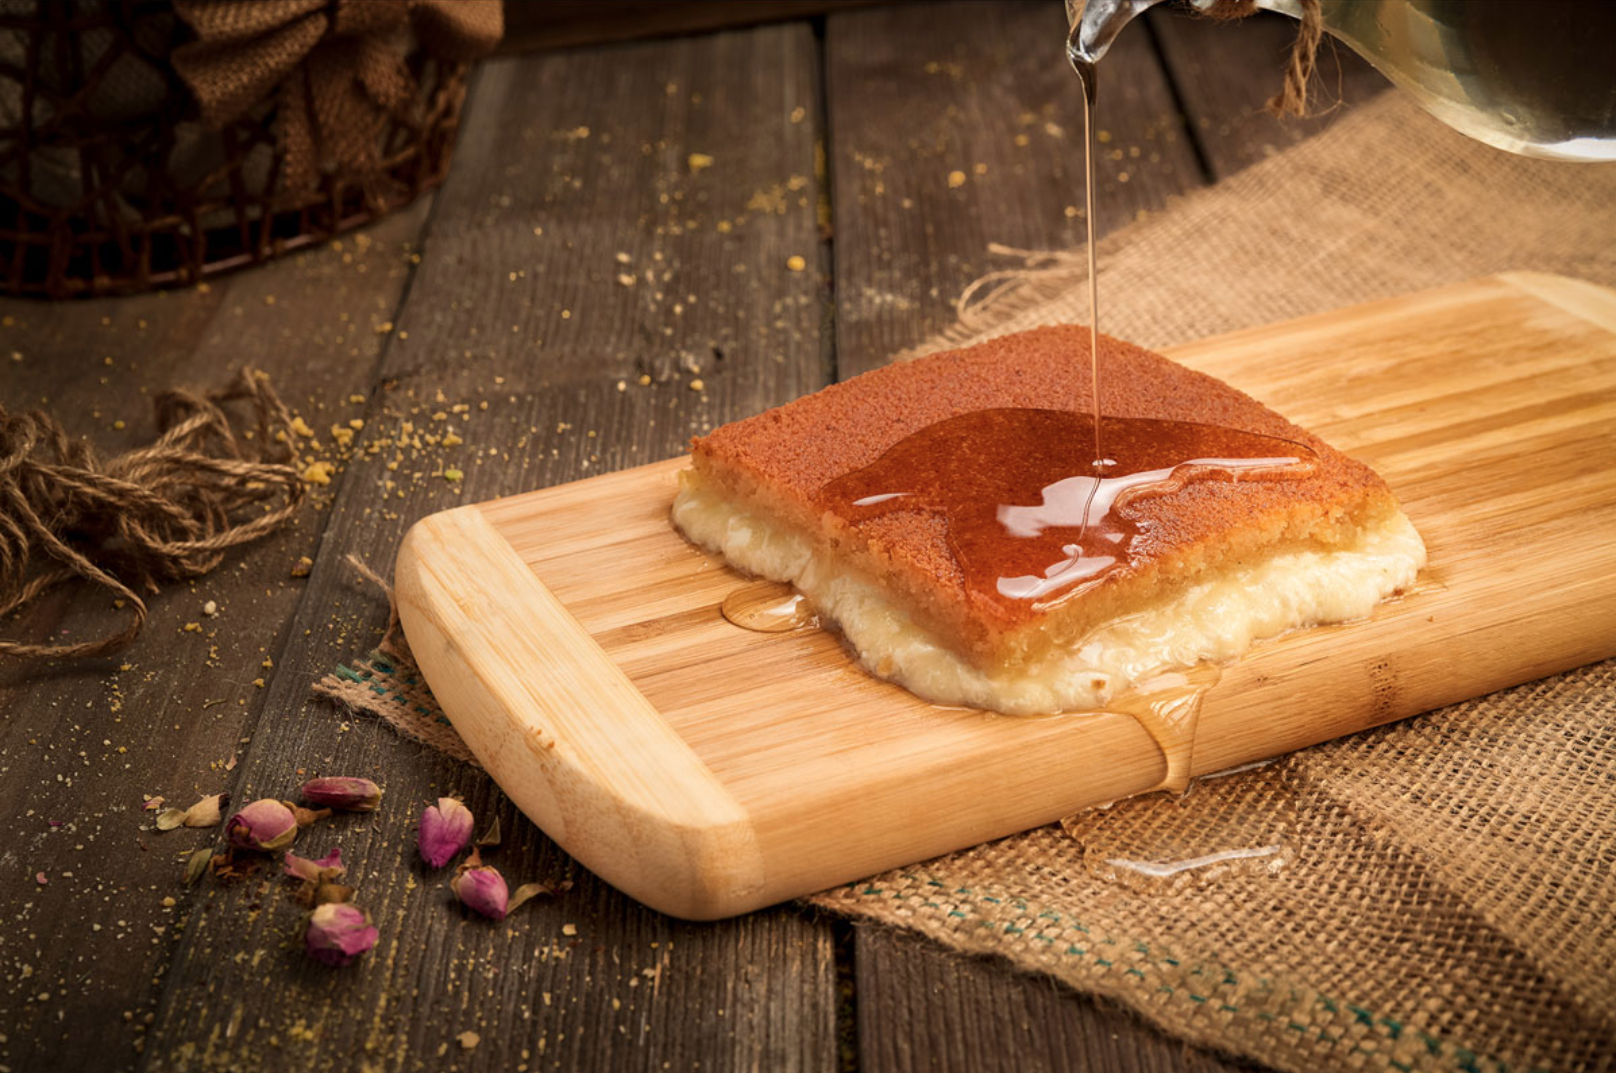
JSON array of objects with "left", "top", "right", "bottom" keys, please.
[{"left": 395, "top": 273, "right": 1616, "bottom": 920}]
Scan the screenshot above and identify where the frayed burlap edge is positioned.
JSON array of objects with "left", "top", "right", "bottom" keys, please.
[
  {"left": 903, "top": 93, "right": 1616, "bottom": 362},
  {"left": 310, "top": 555, "right": 479, "bottom": 767},
  {"left": 312, "top": 647, "right": 479, "bottom": 767}
]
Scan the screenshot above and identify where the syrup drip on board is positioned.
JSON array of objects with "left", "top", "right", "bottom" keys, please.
[
  {"left": 1104, "top": 664, "right": 1221, "bottom": 795},
  {"left": 816, "top": 410, "right": 1318, "bottom": 614},
  {"left": 722, "top": 580, "right": 817, "bottom": 633},
  {"left": 1011, "top": 663, "right": 1219, "bottom": 794}
]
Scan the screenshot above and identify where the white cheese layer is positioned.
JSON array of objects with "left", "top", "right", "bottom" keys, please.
[{"left": 672, "top": 471, "right": 1426, "bottom": 715}]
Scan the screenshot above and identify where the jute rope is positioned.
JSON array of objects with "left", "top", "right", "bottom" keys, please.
[
  {"left": 0, "top": 368, "right": 304, "bottom": 661},
  {"left": 1201, "top": 0, "right": 1323, "bottom": 118}
]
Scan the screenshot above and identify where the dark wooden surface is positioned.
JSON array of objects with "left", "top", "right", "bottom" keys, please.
[
  {"left": 828, "top": 1, "right": 1203, "bottom": 374},
  {"left": 0, "top": 4, "right": 1383, "bottom": 1071},
  {"left": 499, "top": 0, "right": 882, "bottom": 54}
]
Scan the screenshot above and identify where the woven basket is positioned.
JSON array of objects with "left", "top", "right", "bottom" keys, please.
[{"left": 0, "top": 0, "right": 478, "bottom": 298}]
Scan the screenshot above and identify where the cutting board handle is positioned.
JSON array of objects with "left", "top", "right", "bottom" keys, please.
[{"left": 396, "top": 505, "right": 769, "bottom": 920}]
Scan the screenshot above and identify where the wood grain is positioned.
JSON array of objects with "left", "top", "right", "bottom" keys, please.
[
  {"left": 398, "top": 273, "right": 1616, "bottom": 919},
  {"left": 139, "top": 25, "right": 841, "bottom": 1073},
  {"left": 825, "top": 0, "right": 1205, "bottom": 375},
  {"left": 0, "top": 203, "right": 431, "bottom": 1073}
]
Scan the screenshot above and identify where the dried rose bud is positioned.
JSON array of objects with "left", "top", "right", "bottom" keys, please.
[
  {"left": 283, "top": 847, "right": 346, "bottom": 884},
  {"left": 304, "top": 903, "right": 378, "bottom": 967},
  {"left": 451, "top": 849, "right": 509, "bottom": 920},
  {"left": 418, "top": 797, "right": 473, "bottom": 868},
  {"left": 226, "top": 799, "right": 298, "bottom": 852},
  {"left": 300, "top": 777, "right": 383, "bottom": 813}
]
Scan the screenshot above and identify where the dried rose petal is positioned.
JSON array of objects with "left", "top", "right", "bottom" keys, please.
[
  {"left": 304, "top": 903, "right": 377, "bottom": 967},
  {"left": 283, "top": 847, "right": 345, "bottom": 884},
  {"left": 507, "top": 881, "right": 554, "bottom": 915},
  {"left": 226, "top": 799, "right": 298, "bottom": 852},
  {"left": 418, "top": 797, "right": 473, "bottom": 868},
  {"left": 183, "top": 848, "right": 213, "bottom": 887},
  {"left": 182, "top": 793, "right": 227, "bottom": 828},
  {"left": 451, "top": 850, "right": 509, "bottom": 920},
  {"left": 300, "top": 777, "right": 383, "bottom": 813}
]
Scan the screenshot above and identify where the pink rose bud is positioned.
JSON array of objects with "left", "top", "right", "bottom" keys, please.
[
  {"left": 226, "top": 799, "right": 298, "bottom": 852},
  {"left": 418, "top": 797, "right": 473, "bottom": 868},
  {"left": 300, "top": 777, "right": 382, "bottom": 813},
  {"left": 451, "top": 850, "right": 509, "bottom": 920},
  {"left": 284, "top": 847, "right": 346, "bottom": 884},
  {"left": 304, "top": 903, "right": 378, "bottom": 967}
]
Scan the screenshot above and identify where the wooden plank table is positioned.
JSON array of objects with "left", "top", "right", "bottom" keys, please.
[{"left": 0, "top": 5, "right": 1385, "bottom": 1070}]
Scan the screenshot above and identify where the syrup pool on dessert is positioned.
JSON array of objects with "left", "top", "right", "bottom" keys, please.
[{"left": 814, "top": 409, "right": 1318, "bottom": 614}]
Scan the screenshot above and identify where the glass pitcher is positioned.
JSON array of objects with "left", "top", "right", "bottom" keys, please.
[{"left": 1066, "top": 0, "right": 1616, "bottom": 162}]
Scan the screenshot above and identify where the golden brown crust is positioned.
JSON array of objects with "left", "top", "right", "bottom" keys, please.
[{"left": 688, "top": 325, "right": 1398, "bottom": 667}]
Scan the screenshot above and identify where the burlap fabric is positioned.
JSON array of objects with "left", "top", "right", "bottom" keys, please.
[
  {"left": 173, "top": 0, "right": 502, "bottom": 193},
  {"left": 324, "top": 93, "right": 1616, "bottom": 1073}
]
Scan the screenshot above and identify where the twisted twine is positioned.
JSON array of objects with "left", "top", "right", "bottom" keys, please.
[
  {"left": 1200, "top": 0, "right": 1324, "bottom": 118},
  {"left": 0, "top": 368, "right": 305, "bottom": 661},
  {"left": 955, "top": 243, "right": 1090, "bottom": 331}
]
